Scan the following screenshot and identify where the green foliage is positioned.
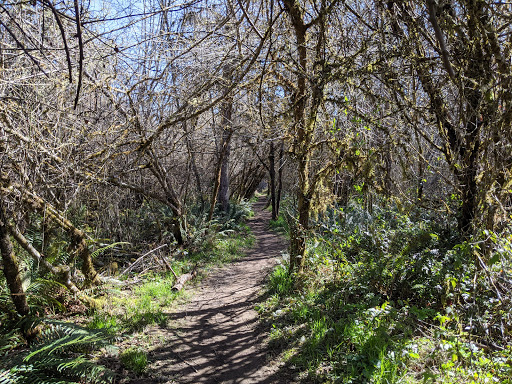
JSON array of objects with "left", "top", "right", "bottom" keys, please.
[
  {"left": 86, "top": 313, "right": 119, "bottom": 335},
  {"left": 0, "top": 274, "right": 75, "bottom": 319},
  {"left": 0, "top": 275, "right": 16, "bottom": 321},
  {"left": 260, "top": 199, "right": 512, "bottom": 383},
  {"left": 184, "top": 199, "right": 254, "bottom": 253},
  {"left": 25, "top": 279, "right": 68, "bottom": 313},
  {"left": 268, "top": 264, "right": 294, "bottom": 296},
  {"left": 269, "top": 215, "right": 289, "bottom": 235},
  {"left": 116, "top": 200, "right": 163, "bottom": 245},
  {"left": 212, "top": 199, "right": 254, "bottom": 232},
  {"left": 23, "top": 214, "right": 71, "bottom": 267},
  {"left": 314, "top": 201, "right": 463, "bottom": 309},
  {"left": 87, "top": 274, "right": 176, "bottom": 333},
  {"left": 120, "top": 348, "right": 148, "bottom": 374},
  {"left": 0, "top": 318, "right": 116, "bottom": 384},
  {"left": 90, "top": 242, "right": 130, "bottom": 259}
]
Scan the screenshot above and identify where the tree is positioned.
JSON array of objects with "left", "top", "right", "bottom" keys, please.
[
  {"left": 375, "top": 1, "right": 512, "bottom": 236},
  {"left": 277, "top": 0, "right": 368, "bottom": 273}
]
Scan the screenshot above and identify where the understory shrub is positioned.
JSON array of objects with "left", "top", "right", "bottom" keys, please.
[{"left": 260, "top": 198, "right": 512, "bottom": 383}]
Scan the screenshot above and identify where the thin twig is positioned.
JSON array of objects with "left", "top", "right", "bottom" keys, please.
[
  {"left": 43, "top": 0, "right": 73, "bottom": 83},
  {"left": 160, "top": 253, "right": 178, "bottom": 279},
  {"left": 176, "top": 353, "right": 199, "bottom": 373},
  {"left": 120, "top": 244, "right": 169, "bottom": 276},
  {"left": 0, "top": 20, "right": 49, "bottom": 77},
  {"left": 73, "top": 0, "right": 84, "bottom": 109}
]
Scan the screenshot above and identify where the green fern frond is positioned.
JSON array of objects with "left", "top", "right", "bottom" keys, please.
[
  {"left": 26, "top": 279, "right": 67, "bottom": 312},
  {"left": 3, "top": 318, "right": 116, "bottom": 384},
  {"left": 90, "top": 242, "right": 130, "bottom": 259},
  {"left": 34, "top": 320, "right": 116, "bottom": 352},
  {"left": 0, "top": 328, "right": 23, "bottom": 353},
  {"left": 2, "top": 364, "right": 81, "bottom": 383}
]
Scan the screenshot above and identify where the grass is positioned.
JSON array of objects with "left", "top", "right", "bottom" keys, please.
[
  {"left": 86, "top": 229, "right": 255, "bottom": 335},
  {"left": 86, "top": 272, "right": 179, "bottom": 334},
  {"left": 269, "top": 215, "right": 289, "bottom": 236},
  {"left": 194, "top": 225, "right": 255, "bottom": 267},
  {"left": 120, "top": 347, "right": 148, "bottom": 374}
]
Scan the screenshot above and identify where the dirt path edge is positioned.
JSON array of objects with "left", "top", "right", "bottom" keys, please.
[{"left": 136, "top": 198, "right": 292, "bottom": 384}]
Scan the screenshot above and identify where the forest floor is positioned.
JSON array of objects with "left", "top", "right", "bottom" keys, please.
[{"left": 129, "top": 198, "right": 294, "bottom": 384}]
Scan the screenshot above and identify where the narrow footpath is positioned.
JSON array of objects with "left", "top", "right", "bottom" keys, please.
[{"left": 143, "top": 198, "right": 291, "bottom": 384}]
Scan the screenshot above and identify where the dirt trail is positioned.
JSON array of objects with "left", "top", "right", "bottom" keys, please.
[{"left": 142, "top": 198, "right": 290, "bottom": 384}]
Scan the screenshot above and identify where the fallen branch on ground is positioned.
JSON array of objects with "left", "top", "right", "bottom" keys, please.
[
  {"left": 120, "top": 244, "right": 168, "bottom": 276},
  {"left": 172, "top": 265, "right": 198, "bottom": 291}
]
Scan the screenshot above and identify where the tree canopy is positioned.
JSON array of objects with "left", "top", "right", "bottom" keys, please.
[{"left": 1, "top": 0, "right": 512, "bottom": 381}]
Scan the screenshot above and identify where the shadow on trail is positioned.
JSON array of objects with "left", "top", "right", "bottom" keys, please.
[
  {"left": 134, "top": 198, "right": 294, "bottom": 384},
  {"left": 146, "top": 294, "right": 288, "bottom": 383}
]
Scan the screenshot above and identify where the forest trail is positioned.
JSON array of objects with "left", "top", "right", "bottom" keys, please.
[{"left": 139, "top": 197, "right": 291, "bottom": 384}]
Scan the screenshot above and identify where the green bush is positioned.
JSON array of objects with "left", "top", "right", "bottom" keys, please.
[{"left": 260, "top": 198, "right": 512, "bottom": 383}]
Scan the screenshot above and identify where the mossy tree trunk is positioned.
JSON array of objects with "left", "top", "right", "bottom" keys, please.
[
  {"left": 269, "top": 141, "right": 277, "bottom": 221},
  {"left": 1, "top": 182, "right": 100, "bottom": 287},
  {"left": 209, "top": 93, "right": 233, "bottom": 221},
  {"left": 282, "top": 0, "right": 334, "bottom": 274},
  {"left": 0, "top": 201, "right": 29, "bottom": 316}
]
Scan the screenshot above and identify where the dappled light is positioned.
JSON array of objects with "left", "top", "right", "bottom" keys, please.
[{"left": 1, "top": 0, "right": 512, "bottom": 382}]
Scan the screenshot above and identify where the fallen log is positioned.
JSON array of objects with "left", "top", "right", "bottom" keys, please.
[{"left": 172, "top": 266, "right": 198, "bottom": 291}]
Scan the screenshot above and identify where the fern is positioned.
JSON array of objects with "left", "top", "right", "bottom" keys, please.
[
  {"left": 26, "top": 279, "right": 67, "bottom": 312},
  {"left": 90, "top": 242, "right": 130, "bottom": 259},
  {"left": 1, "top": 318, "right": 117, "bottom": 384},
  {"left": 215, "top": 200, "right": 253, "bottom": 231}
]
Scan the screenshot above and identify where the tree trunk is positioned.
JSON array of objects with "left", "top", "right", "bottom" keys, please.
[
  {"left": 184, "top": 118, "right": 204, "bottom": 211},
  {"left": 0, "top": 202, "right": 29, "bottom": 316},
  {"left": 219, "top": 123, "right": 232, "bottom": 213},
  {"left": 208, "top": 96, "right": 233, "bottom": 221},
  {"left": 269, "top": 141, "right": 277, "bottom": 220},
  {"left": 283, "top": 0, "right": 310, "bottom": 274},
  {"left": 170, "top": 215, "right": 185, "bottom": 245},
  {"left": 276, "top": 140, "right": 284, "bottom": 216},
  {"left": 457, "top": 120, "right": 480, "bottom": 235},
  {"left": 294, "top": 161, "right": 310, "bottom": 274},
  {"left": 218, "top": 63, "right": 234, "bottom": 214}
]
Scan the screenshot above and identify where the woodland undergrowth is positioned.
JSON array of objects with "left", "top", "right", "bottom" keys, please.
[
  {"left": 0, "top": 199, "right": 254, "bottom": 384},
  {"left": 261, "top": 198, "right": 512, "bottom": 383}
]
